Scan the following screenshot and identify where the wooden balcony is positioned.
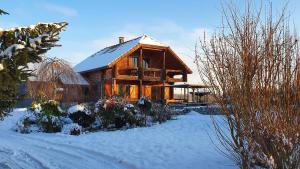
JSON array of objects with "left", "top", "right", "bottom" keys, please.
[
  {"left": 143, "top": 68, "right": 162, "bottom": 81},
  {"left": 166, "top": 69, "right": 186, "bottom": 82},
  {"left": 116, "top": 67, "right": 138, "bottom": 80},
  {"left": 115, "top": 67, "right": 186, "bottom": 82}
]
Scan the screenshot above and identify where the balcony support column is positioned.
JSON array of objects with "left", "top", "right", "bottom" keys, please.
[
  {"left": 138, "top": 48, "right": 143, "bottom": 99},
  {"left": 162, "top": 50, "right": 166, "bottom": 102}
]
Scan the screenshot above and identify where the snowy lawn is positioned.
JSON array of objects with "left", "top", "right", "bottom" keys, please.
[{"left": 0, "top": 109, "right": 236, "bottom": 169}]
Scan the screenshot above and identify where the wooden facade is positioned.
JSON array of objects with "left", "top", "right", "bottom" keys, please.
[{"left": 78, "top": 37, "right": 192, "bottom": 103}]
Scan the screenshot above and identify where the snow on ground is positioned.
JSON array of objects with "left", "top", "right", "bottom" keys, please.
[{"left": 0, "top": 109, "right": 236, "bottom": 169}]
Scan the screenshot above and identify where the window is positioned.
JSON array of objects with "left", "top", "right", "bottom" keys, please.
[
  {"left": 118, "top": 84, "right": 130, "bottom": 97},
  {"left": 130, "top": 57, "right": 149, "bottom": 68},
  {"left": 142, "top": 59, "right": 149, "bottom": 68},
  {"left": 131, "top": 57, "right": 138, "bottom": 68}
]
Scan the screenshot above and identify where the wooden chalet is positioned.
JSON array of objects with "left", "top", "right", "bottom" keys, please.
[{"left": 75, "top": 35, "right": 192, "bottom": 103}]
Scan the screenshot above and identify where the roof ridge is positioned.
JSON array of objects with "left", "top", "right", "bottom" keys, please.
[{"left": 90, "top": 36, "right": 144, "bottom": 58}]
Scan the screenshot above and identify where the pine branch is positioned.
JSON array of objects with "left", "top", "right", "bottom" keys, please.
[{"left": 0, "top": 9, "right": 9, "bottom": 15}]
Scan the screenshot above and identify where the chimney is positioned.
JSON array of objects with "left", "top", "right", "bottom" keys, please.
[{"left": 119, "top": 37, "right": 125, "bottom": 44}]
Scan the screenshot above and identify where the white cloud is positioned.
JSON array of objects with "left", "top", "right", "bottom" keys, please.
[{"left": 41, "top": 3, "right": 77, "bottom": 17}]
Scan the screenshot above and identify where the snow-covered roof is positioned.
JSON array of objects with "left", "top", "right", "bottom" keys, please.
[
  {"left": 29, "top": 72, "right": 89, "bottom": 85},
  {"left": 74, "top": 35, "right": 168, "bottom": 73},
  {"left": 59, "top": 73, "right": 89, "bottom": 85}
]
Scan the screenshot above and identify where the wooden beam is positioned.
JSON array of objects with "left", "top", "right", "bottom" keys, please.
[
  {"left": 101, "top": 80, "right": 104, "bottom": 99},
  {"left": 162, "top": 50, "right": 166, "bottom": 101},
  {"left": 116, "top": 75, "right": 138, "bottom": 81},
  {"left": 162, "top": 83, "right": 165, "bottom": 102},
  {"left": 112, "top": 66, "right": 118, "bottom": 78},
  {"left": 183, "top": 71, "right": 187, "bottom": 82},
  {"left": 143, "top": 76, "right": 161, "bottom": 81},
  {"left": 166, "top": 69, "right": 183, "bottom": 73},
  {"left": 192, "top": 89, "right": 195, "bottom": 102},
  {"left": 140, "top": 44, "right": 168, "bottom": 50},
  {"left": 183, "top": 88, "right": 186, "bottom": 102},
  {"left": 138, "top": 80, "right": 142, "bottom": 98},
  {"left": 162, "top": 50, "right": 166, "bottom": 80},
  {"left": 111, "top": 78, "right": 116, "bottom": 96},
  {"left": 143, "top": 68, "right": 161, "bottom": 72},
  {"left": 138, "top": 48, "right": 143, "bottom": 80}
]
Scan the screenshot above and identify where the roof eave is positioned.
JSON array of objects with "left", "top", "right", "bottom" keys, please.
[{"left": 166, "top": 47, "right": 193, "bottom": 74}]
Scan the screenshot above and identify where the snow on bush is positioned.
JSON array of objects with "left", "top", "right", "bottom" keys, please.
[
  {"left": 137, "top": 97, "right": 151, "bottom": 111},
  {"left": 150, "top": 103, "right": 173, "bottom": 123},
  {"left": 29, "top": 102, "right": 42, "bottom": 114},
  {"left": 16, "top": 97, "right": 179, "bottom": 134},
  {"left": 16, "top": 100, "right": 65, "bottom": 134},
  {"left": 15, "top": 112, "right": 40, "bottom": 133},
  {"left": 39, "top": 100, "right": 63, "bottom": 116},
  {"left": 95, "top": 97, "right": 145, "bottom": 128},
  {"left": 68, "top": 104, "right": 91, "bottom": 115},
  {"left": 59, "top": 116, "right": 73, "bottom": 125},
  {"left": 68, "top": 104, "right": 95, "bottom": 128},
  {"left": 90, "top": 116, "right": 102, "bottom": 130},
  {"left": 62, "top": 123, "right": 82, "bottom": 136},
  {"left": 94, "top": 97, "right": 176, "bottom": 129},
  {"left": 39, "top": 115, "right": 62, "bottom": 133}
]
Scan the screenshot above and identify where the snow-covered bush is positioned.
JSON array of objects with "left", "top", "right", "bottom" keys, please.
[
  {"left": 35, "top": 100, "right": 64, "bottom": 133},
  {"left": 29, "top": 102, "right": 42, "bottom": 114},
  {"left": 15, "top": 112, "right": 39, "bottom": 133},
  {"left": 150, "top": 103, "right": 172, "bottom": 123},
  {"left": 39, "top": 115, "right": 62, "bottom": 133},
  {"left": 95, "top": 98, "right": 124, "bottom": 128},
  {"left": 67, "top": 104, "right": 95, "bottom": 128},
  {"left": 137, "top": 97, "right": 151, "bottom": 113},
  {"left": 95, "top": 98, "right": 145, "bottom": 129},
  {"left": 90, "top": 116, "right": 102, "bottom": 130},
  {"left": 94, "top": 97, "right": 180, "bottom": 130},
  {"left": 16, "top": 100, "right": 65, "bottom": 133},
  {"left": 39, "top": 100, "right": 63, "bottom": 116},
  {"left": 62, "top": 123, "right": 82, "bottom": 136}
]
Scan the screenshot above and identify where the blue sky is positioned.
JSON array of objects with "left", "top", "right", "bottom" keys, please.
[{"left": 1, "top": 0, "right": 299, "bottom": 83}]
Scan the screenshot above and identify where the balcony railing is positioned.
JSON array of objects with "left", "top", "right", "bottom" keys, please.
[
  {"left": 116, "top": 67, "right": 186, "bottom": 82},
  {"left": 143, "top": 68, "right": 162, "bottom": 81},
  {"left": 117, "top": 67, "right": 138, "bottom": 80}
]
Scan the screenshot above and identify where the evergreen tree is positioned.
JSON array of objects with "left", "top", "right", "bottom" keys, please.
[{"left": 0, "top": 9, "right": 67, "bottom": 119}]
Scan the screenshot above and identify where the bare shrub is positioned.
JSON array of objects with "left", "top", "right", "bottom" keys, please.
[{"left": 196, "top": 1, "right": 300, "bottom": 168}]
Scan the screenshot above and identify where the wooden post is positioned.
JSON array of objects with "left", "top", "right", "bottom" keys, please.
[
  {"left": 183, "top": 88, "right": 186, "bottom": 101},
  {"left": 162, "top": 50, "right": 166, "bottom": 80},
  {"left": 187, "top": 87, "right": 189, "bottom": 103},
  {"left": 183, "top": 71, "right": 187, "bottom": 82},
  {"left": 162, "top": 50, "right": 166, "bottom": 102},
  {"left": 138, "top": 48, "right": 143, "bottom": 79},
  {"left": 100, "top": 81, "right": 104, "bottom": 99},
  {"left": 138, "top": 48, "right": 143, "bottom": 99},
  {"left": 112, "top": 66, "right": 118, "bottom": 78},
  {"left": 192, "top": 88, "right": 195, "bottom": 102},
  {"left": 112, "top": 78, "right": 116, "bottom": 96},
  {"left": 138, "top": 80, "right": 142, "bottom": 98}
]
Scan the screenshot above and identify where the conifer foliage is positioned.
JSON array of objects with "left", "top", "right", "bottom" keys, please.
[{"left": 0, "top": 9, "right": 67, "bottom": 119}]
